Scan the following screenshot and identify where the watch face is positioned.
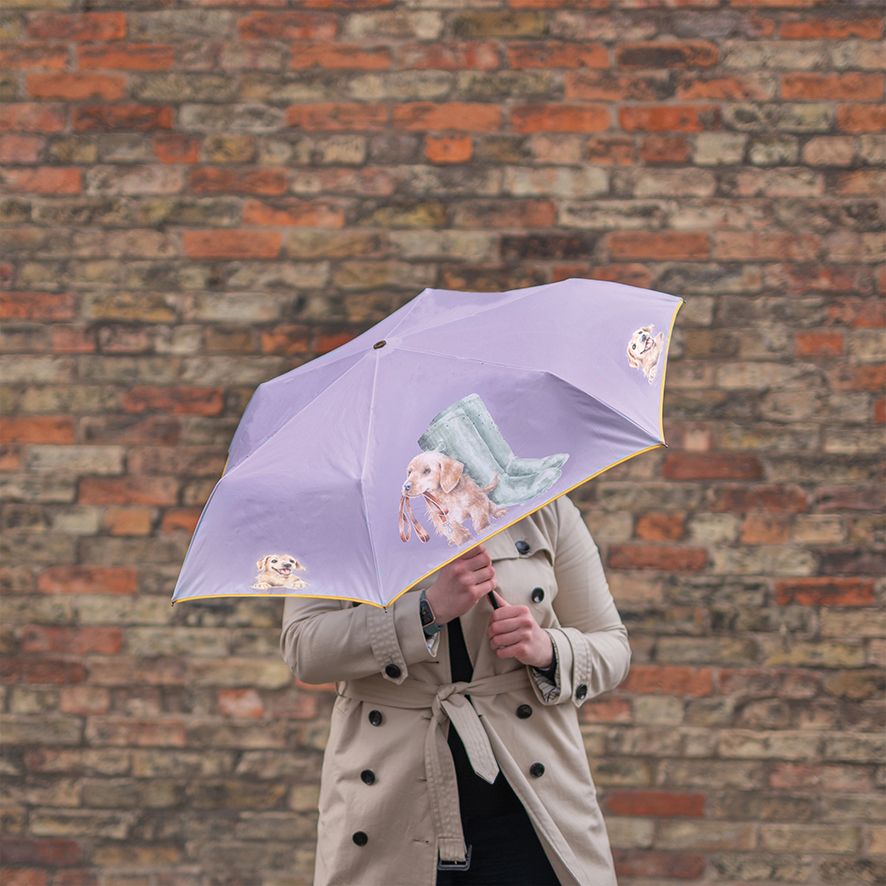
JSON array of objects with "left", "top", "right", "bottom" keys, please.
[{"left": 420, "top": 599, "right": 434, "bottom": 626}]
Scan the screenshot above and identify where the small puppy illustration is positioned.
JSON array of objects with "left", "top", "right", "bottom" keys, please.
[
  {"left": 627, "top": 324, "right": 664, "bottom": 384},
  {"left": 400, "top": 450, "right": 507, "bottom": 546},
  {"left": 251, "top": 553, "right": 307, "bottom": 590}
]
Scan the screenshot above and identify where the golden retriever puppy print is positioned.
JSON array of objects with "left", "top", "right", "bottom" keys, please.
[
  {"left": 251, "top": 553, "right": 308, "bottom": 590},
  {"left": 627, "top": 324, "right": 664, "bottom": 384},
  {"left": 399, "top": 450, "right": 507, "bottom": 546}
]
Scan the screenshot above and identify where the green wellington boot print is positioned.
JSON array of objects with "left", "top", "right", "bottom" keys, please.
[{"left": 417, "top": 394, "right": 568, "bottom": 508}]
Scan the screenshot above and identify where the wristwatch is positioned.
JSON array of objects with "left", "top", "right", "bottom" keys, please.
[{"left": 419, "top": 588, "right": 442, "bottom": 636}]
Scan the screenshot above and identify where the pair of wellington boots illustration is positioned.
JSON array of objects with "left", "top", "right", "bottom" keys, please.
[{"left": 417, "top": 393, "right": 569, "bottom": 508}]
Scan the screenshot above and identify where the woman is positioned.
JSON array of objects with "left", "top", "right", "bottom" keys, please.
[{"left": 280, "top": 493, "right": 631, "bottom": 885}]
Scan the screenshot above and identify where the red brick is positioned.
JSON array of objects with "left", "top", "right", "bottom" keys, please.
[
  {"left": 740, "top": 513, "right": 791, "bottom": 544},
  {"left": 103, "top": 506, "right": 154, "bottom": 536},
  {"left": 829, "top": 363, "right": 886, "bottom": 392},
  {"left": 0, "top": 168, "right": 81, "bottom": 195},
  {"left": 0, "top": 292, "right": 76, "bottom": 321},
  {"left": 616, "top": 41, "right": 718, "bottom": 68},
  {"left": 51, "top": 326, "right": 94, "bottom": 355},
  {"left": 0, "top": 44, "right": 67, "bottom": 70},
  {"left": 189, "top": 167, "right": 288, "bottom": 196},
  {"left": 781, "top": 73, "right": 884, "bottom": 101},
  {"left": 0, "top": 104, "right": 66, "bottom": 133},
  {"left": 506, "top": 42, "right": 608, "bottom": 69},
  {"left": 607, "top": 544, "right": 708, "bottom": 571},
  {"left": 875, "top": 398, "right": 886, "bottom": 424},
  {"left": 72, "top": 104, "right": 174, "bottom": 131},
  {"left": 709, "top": 485, "right": 808, "bottom": 513},
  {"left": 773, "top": 578, "right": 876, "bottom": 607},
  {"left": 286, "top": 102, "right": 389, "bottom": 130},
  {"left": 393, "top": 102, "right": 502, "bottom": 132},
  {"left": 578, "top": 697, "right": 631, "bottom": 723},
  {"left": 289, "top": 42, "right": 391, "bottom": 70},
  {"left": 0, "top": 134, "right": 44, "bottom": 163},
  {"left": 640, "top": 134, "right": 691, "bottom": 163},
  {"left": 635, "top": 512, "right": 685, "bottom": 541},
  {"left": 623, "top": 664, "right": 714, "bottom": 696},
  {"left": 714, "top": 232, "right": 821, "bottom": 261},
  {"left": 181, "top": 230, "right": 282, "bottom": 259},
  {"left": 586, "top": 135, "right": 636, "bottom": 165},
  {"left": 77, "top": 43, "right": 176, "bottom": 71},
  {"left": 0, "top": 838, "right": 82, "bottom": 866},
  {"left": 37, "top": 566, "right": 138, "bottom": 595},
  {"left": 663, "top": 452, "right": 763, "bottom": 481},
  {"left": 153, "top": 133, "right": 201, "bottom": 164},
  {"left": 425, "top": 135, "right": 472, "bottom": 163},
  {"left": 837, "top": 105, "right": 886, "bottom": 133},
  {"left": 20, "top": 626, "right": 123, "bottom": 656},
  {"left": 826, "top": 296, "right": 886, "bottom": 329},
  {"left": 614, "top": 850, "right": 706, "bottom": 879},
  {"left": 12, "top": 659, "right": 88, "bottom": 684},
  {"left": 608, "top": 232, "right": 710, "bottom": 260},
  {"left": 26, "top": 12, "right": 126, "bottom": 41},
  {"left": 779, "top": 17, "right": 884, "bottom": 40},
  {"left": 511, "top": 104, "right": 610, "bottom": 133},
  {"left": 397, "top": 42, "right": 501, "bottom": 71},
  {"left": 794, "top": 330, "right": 844, "bottom": 357},
  {"left": 243, "top": 199, "right": 345, "bottom": 228},
  {"left": 121, "top": 386, "right": 225, "bottom": 416},
  {"left": 238, "top": 12, "right": 338, "bottom": 40},
  {"left": 0, "top": 416, "right": 75, "bottom": 444},
  {"left": 620, "top": 105, "right": 711, "bottom": 132},
  {"left": 0, "top": 869, "right": 44, "bottom": 886},
  {"left": 676, "top": 74, "right": 771, "bottom": 100},
  {"left": 258, "top": 323, "right": 310, "bottom": 354},
  {"left": 79, "top": 476, "right": 178, "bottom": 506},
  {"left": 606, "top": 790, "right": 705, "bottom": 817},
  {"left": 159, "top": 508, "right": 201, "bottom": 534},
  {"left": 26, "top": 72, "right": 126, "bottom": 100}
]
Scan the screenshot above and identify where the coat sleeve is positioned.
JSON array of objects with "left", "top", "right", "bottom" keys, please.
[
  {"left": 527, "top": 495, "right": 632, "bottom": 708},
  {"left": 279, "top": 590, "right": 441, "bottom": 686}
]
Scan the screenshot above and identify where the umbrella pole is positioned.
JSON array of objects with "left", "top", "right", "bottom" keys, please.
[{"left": 487, "top": 589, "right": 501, "bottom": 609}]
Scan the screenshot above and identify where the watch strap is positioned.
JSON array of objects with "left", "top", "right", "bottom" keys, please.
[{"left": 419, "top": 588, "right": 442, "bottom": 636}]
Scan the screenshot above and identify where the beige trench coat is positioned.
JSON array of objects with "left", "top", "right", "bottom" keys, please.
[{"left": 280, "top": 494, "right": 631, "bottom": 886}]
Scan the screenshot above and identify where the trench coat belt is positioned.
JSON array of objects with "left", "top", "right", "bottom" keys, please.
[{"left": 339, "top": 667, "right": 533, "bottom": 863}]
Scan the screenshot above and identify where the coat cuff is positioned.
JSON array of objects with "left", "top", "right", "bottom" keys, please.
[
  {"left": 365, "top": 593, "right": 440, "bottom": 684},
  {"left": 527, "top": 628, "right": 574, "bottom": 705}
]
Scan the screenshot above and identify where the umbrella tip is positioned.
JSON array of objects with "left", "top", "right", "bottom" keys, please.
[{"left": 373, "top": 339, "right": 386, "bottom": 349}]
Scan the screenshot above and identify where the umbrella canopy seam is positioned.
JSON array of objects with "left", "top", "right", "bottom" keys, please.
[{"left": 393, "top": 343, "right": 663, "bottom": 445}]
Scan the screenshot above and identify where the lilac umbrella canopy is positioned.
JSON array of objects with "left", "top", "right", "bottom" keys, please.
[{"left": 171, "top": 277, "right": 683, "bottom": 608}]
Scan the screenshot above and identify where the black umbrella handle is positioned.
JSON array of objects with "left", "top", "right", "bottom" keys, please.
[{"left": 487, "top": 587, "right": 501, "bottom": 609}]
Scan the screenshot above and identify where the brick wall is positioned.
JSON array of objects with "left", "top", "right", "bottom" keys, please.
[{"left": 1, "top": 2, "right": 884, "bottom": 884}]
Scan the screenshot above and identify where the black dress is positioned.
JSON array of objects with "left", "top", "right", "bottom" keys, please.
[{"left": 436, "top": 616, "right": 560, "bottom": 885}]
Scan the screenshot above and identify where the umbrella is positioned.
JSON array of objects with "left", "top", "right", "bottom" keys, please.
[{"left": 170, "top": 277, "right": 683, "bottom": 609}]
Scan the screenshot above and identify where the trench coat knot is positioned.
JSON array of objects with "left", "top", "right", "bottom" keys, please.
[{"left": 340, "top": 667, "right": 534, "bottom": 865}]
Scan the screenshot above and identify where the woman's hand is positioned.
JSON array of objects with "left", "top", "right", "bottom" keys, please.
[
  {"left": 424, "top": 545, "right": 496, "bottom": 626},
  {"left": 486, "top": 590, "right": 554, "bottom": 669}
]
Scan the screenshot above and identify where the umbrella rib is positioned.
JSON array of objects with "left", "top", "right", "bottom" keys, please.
[
  {"left": 359, "top": 351, "right": 384, "bottom": 606},
  {"left": 394, "top": 343, "right": 661, "bottom": 443},
  {"left": 223, "top": 352, "right": 370, "bottom": 478}
]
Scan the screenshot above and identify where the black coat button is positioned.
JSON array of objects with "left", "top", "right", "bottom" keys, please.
[
  {"left": 368, "top": 709, "right": 383, "bottom": 727},
  {"left": 352, "top": 831, "right": 368, "bottom": 846},
  {"left": 530, "top": 587, "right": 544, "bottom": 603},
  {"left": 575, "top": 683, "right": 587, "bottom": 700},
  {"left": 384, "top": 663, "right": 401, "bottom": 679},
  {"left": 515, "top": 540, "right": 530, "bottom": 554},
  {"left": 529, "top": 762, "right": 545, "bottom": 777},
  {"left": 360, "top": 769, "right": 376, "bottom": 785},
  {"left": 516, "top": 704, "right": 532, "bottom": 719}
]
